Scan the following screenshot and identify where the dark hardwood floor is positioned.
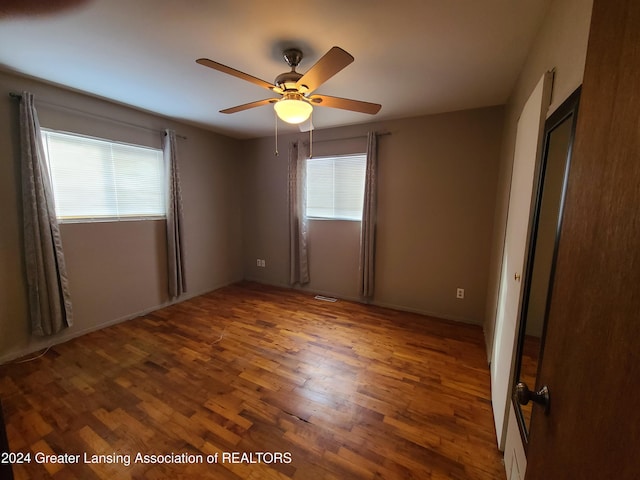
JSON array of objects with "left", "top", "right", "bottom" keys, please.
[{"left": 0, "top": 282, "right": 504, "bottom": 479}]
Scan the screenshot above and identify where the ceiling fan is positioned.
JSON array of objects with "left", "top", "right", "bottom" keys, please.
[{"left": 196, "top": 46, "right": 382, "bottom": 125}]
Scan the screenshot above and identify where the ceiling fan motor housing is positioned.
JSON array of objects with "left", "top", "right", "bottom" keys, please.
[
  {"left": 274, "top": 70, "right": 303, "bottom": 91},
  {"left": 276, "top": 48, "right": 308, "bottom": 92}
]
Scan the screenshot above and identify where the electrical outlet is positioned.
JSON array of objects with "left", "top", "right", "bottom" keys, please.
[
  {"left": 260, "top": 259, "right": 266, "bottom": 267},
  {"left": 256, "top": 259, "right": 261, "bottom": 267},
  {"left": 456, "top": 288, "right": 465, "bottom": 299}
]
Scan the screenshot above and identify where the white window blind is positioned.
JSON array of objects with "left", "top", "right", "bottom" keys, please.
[
  {"left": 306, "top": 154, "right": 366, "bottom": 220},
  {"left": 41, "top": 129, "right": 165, "bottom": 221}
]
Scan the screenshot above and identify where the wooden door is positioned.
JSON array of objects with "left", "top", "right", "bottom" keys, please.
[{"left": 525, "top": 0, "right": 640, "bottom": 478}]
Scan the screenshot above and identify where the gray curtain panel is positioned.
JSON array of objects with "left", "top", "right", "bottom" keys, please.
[
  {"left": 359, "top": 132, "right": 378, "bottom": 298},
  {"left": 288, "top": 140, "right": 310, "bottom": 285},
  {"left": 19, "top": 91, "right": 73, "bottom": 335},
  {"left": 163, "top": 129, "right": 186, "bottom": 299}
]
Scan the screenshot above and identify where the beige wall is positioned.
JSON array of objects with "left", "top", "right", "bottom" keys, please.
[
  {"left": 243, "top": 106, "right": 504, "bottom": 325},
  {"left": 484, "top": 0, "right": 593, "bottom": 356},
  {"left": 0, "top": 70, "right": 244, "bottom": 362}
]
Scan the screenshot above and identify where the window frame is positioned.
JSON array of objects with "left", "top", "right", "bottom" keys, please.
[
  {"left": 40, "top": 128, "right": 166, "bottom": 224},
  {"left": 305, "top": 153, "right": 367, "bottom": 222}
]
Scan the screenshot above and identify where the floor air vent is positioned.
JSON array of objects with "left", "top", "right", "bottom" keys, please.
[{"left": 314, "top": 295, "right": 338, "bottom": 302}]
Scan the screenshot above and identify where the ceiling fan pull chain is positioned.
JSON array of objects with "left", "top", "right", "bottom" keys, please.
[
  {"left": 309, "top": 111, "right": 313, "bottom": 158},
  {"left": 274, "top": 109, "right": 279, "bottom": 156}
]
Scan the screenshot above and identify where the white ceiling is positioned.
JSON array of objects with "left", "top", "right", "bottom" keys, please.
[{"left": 0, "top": 0, "right": 550, "bottom": 139}]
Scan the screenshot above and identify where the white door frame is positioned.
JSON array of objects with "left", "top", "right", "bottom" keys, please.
[{"left": 490, "top": 72, "right": 553, "bottom": 451}]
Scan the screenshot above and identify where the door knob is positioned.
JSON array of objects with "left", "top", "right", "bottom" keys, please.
[{"left": 515, "top": 382, "right": 550, "bottom": 414}]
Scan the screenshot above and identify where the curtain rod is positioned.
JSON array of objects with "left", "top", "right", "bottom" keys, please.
[
  {"left": 9, "top": 92, "right": 187, "bottom": 140},
  {"left": 303, "top": 131, "right": 391, "bottom": 144}
]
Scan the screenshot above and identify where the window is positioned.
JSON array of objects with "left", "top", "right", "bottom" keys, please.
[
  {"left": 306, "top": 154, "right": 366, "bottom": 220},
  {"left": 41, "top": 129, "right": 165, "bottom": 222}
]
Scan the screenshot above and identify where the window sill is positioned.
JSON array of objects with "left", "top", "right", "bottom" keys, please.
[
  {"left": 58, "top": 216, "right": 166, "bottom": 224},
  {"left": 306, "top": 217, "right": 362, "bottom": 223}
]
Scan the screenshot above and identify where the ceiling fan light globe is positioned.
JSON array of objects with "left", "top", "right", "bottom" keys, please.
[{"left": 274, "top": 98, "right": 313, "bottom": 124}]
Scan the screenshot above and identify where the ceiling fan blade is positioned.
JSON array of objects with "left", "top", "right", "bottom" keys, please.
[
  {"left": 296, "top": 47, "right": 354, "bottom": 93},
  {"left": 196, "top": 58, "right": 275, "bottom": 91},
  {"left": 309, "top": 94, "right": 381, "bottom": 115},
  {"left": 220, "top": 98, "right": 278, "bottom": 114}
]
